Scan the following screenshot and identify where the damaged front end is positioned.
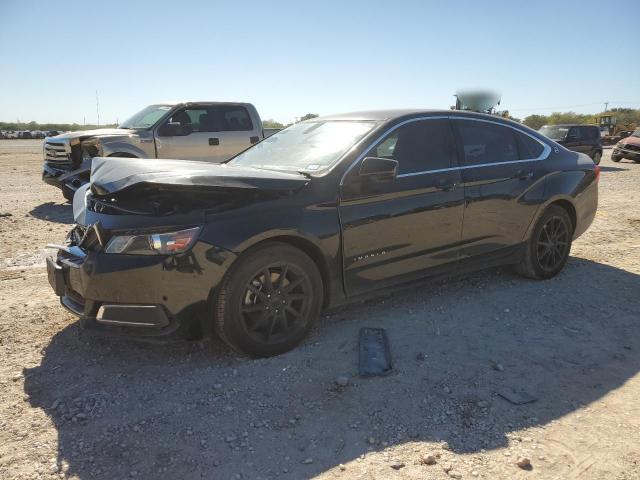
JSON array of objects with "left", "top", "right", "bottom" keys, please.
[
  {"left": 46, "top": 157, "right": 309, "bottom": 341},
  {"left": 42, "top": 128, "right": 145, "bottom": 201}
]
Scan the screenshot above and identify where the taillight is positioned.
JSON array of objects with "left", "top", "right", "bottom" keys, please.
[{"left": 594, "top": 165, "right": 600, "bottom": 182}]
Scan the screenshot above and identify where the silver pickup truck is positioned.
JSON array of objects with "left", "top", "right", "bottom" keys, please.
[{"left": 42, "top": 102, "right": 279, "bottom": 200}]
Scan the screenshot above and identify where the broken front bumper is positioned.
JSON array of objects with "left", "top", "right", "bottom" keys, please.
[
  {"left": 613, "top": 146, "right": 640, "bottom": 160},
  {"left": 46, "top": 240, "right": 236, "bottom": 340},
  {"left": 42, "top": 162, "right": 90, "bottom": 199}
]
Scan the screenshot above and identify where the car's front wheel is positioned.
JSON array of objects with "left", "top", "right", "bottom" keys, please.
[
  {"left": 517, "top": 205, "right": 573, "bottom": 280},
  {"left": 612, "top": 154, "right": 622, "bottom": 162},
  {"left": 215, "top": 242, "right": 323, "bottom": 357}
]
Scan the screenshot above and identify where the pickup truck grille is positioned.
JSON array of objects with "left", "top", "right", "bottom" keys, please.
[{"left": 44, "top": 141, "right": 72, "bottom": 166}]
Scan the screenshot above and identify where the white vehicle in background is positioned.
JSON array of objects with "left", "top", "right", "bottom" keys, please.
[{"left": 42, "top": 101, "right": 280, "bottom": 201}]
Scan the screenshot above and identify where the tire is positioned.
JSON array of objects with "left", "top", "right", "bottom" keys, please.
[
  {"left": 215, "top": 242, "right": 323, "bottom": 357},
  {"left": 516, "top": 205, "right": 573, "bottom": 280},
  {"left": 611, "top": 155, "right": 622, "bottom": 162},
  {"left": 61, "top": 185, "right": 75, "bottom": 203},
  {"left": 592, "top": 151, "right": 601, "bottom": 165}
]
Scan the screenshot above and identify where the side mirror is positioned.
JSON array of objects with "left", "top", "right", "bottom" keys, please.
[
  {"left": 157, "top": 122, "right": 191, "bottom": 137},
  {"left": 359, "top": 156, "right": 398, "bottom": 180}
]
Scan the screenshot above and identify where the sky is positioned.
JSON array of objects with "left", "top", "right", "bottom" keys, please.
[{"left": 1, "top": 0, "right": 639, "bottom": 125}]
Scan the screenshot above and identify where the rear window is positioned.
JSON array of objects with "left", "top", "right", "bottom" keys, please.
[
  {"left": 514, "top": 130, "right": 544, "bottom": 159},
  {"left": 580, "top": 126, "right": 600, "bottom": 140},
  {"left": 165, "top": 105, "right": 254, "bottom": 133},
  {"left": 218, "top": 106, "right": 253, "bottom": 131},
  {"left": 456, "top": 120, "right": 518, "bottom": 165}
]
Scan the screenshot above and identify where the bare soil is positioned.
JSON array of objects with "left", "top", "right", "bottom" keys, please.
[{"left": 1, "top": 139, "right": 639, "bottom": 480}]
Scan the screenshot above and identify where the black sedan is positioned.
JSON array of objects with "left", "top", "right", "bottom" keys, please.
[{"left": 47, "top": 110, "right": 599, "bottom": 357}]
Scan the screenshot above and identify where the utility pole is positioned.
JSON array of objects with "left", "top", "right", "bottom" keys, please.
[
  {"left": 95, "top": 90, "right": 101, "bottom": 126},
  {"left": 604, "top": 101, "right": 609, "bottom": 112}
]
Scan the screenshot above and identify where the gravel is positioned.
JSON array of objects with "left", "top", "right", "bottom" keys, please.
[{"left": 1, "top": 141, "right": 639, "bottom": 479}]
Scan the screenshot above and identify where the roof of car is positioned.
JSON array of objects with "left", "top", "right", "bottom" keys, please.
[
  {"left": 543, "top": 124, "right": 599, "bottom": 128},
  {"left": 154, "top": 101, "right": 254, "bottom": 107},
  {"left": 314, "top": 109, "right": 522, "bottom": 124}
]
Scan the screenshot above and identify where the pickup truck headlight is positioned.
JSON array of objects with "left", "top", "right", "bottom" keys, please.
[{"left": 104, "top": 227, "right": 201, "bottom": 255}]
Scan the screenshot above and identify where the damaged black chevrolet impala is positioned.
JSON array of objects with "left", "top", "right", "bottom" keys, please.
[{"left": 46, "top": 110, "right": 599, "bottom": 357}]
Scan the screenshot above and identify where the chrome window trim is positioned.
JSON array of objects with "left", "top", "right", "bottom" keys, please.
[
  {"left": 339, "top": 116, "right": 449, "bottom": 185},
  {"left": 340, "top": 115, "right": 551, "bottom": 184}
]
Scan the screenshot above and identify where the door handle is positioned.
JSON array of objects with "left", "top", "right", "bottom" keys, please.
[
  {"left": 515, "top": 169, "right": 534, "bottom": 180},
  {"left": 208, "top": 138, "right": 220, "bottom": 146},
  {"left": 436, "top": 178, "right": 456, "bottom": 191}
]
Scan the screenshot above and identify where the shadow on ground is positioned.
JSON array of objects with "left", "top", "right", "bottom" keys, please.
[
  {"left": 24, "top": 258, "right": 640, "bottom": 479},
  {"left": 30, "top": 202, "right": 73, "bottom": 224},
  {"left": 599, "top": 165, "right": 629, "bottom": 172}
]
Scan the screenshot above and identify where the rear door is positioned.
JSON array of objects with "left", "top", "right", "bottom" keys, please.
[
  {"left": 453, "top": 118, "right": 549, "bottom": 259},
  {"left": 339, "top": 117, "right": 464, "bottom": 295},
  {"left": 579, "top": 126, "right": 598, "bottom": 155},
  {"left": 155, "top": 105, "right": 228, "bottom": 161},
  {"left": 155, "top": 104, "right": 261, "bottom": 162},
  {"left": 214, "top": 104, "right": 262, "bottom": 159},
  {"left": 564, "top": 126, "right": 586, "bottom": 154}
]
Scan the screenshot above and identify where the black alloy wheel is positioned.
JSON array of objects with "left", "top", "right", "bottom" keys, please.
[
  {"left": 240, "top": 263, "right": 312, "bottom": 344},
  {"left": 536, "top": 216, "right": 570, "bottom": 273},
  {"left": 215, "top": 243, "right": 323, "bottom": 357},
  {"left": 516, "top": 205, "right": 573, "bottom": 280}
]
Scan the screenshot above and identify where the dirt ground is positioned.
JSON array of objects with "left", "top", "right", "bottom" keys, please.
[{"left": 0, "top": 139, "right": 639, "bottom": 480}]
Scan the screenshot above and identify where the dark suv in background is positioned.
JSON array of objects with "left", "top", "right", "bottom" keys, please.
[{"left": 538, "top": 124, "right": 602, "bottom": 164}]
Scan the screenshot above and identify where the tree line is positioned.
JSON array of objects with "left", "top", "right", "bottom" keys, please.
[
  {"left": 5, "top": 110, "right": 637, "bottom": 133},
  {"left": 522, "top": 108, "right": 640, "bottom": 130},
  {"left": 0, "top": 121, "right": 117, "bottom": 132},
  {"left": 1, "top": 115, "right": 321, "bottom": 132}
]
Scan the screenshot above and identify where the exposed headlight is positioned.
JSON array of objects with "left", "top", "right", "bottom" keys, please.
[
  {"left": 104, "top": 227, "right": 201, "bottom": 255},
  {"left": 82, "top": 148, "right": 93, "bottom": 162}
]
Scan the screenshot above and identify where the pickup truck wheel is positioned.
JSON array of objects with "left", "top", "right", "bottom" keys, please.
[
  {"left": 516, "top": 205, "right": 573, "bottom": 280},
  {"left": 215, "top": 243, "right": 323, "bottom": 357},
  {"left": 592, "top": 151, "right": 601, "bottom": 165}
]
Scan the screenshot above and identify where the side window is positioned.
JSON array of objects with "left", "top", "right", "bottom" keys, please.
[
  {"left": 216, "top": 106, "right": 253, "bottom": 132},
  {"left": 456, "top": 120, "right": 518, "bottom": 165},
  {"left": 568, "top": 126, "right": 581, "bottom": 141},
  {"left": 581, "top": 126, "right": 598, "bottom": 140},
  {"left": 168, "top": 107, "right": 219, "bottom": 133},
  {"left": 372, "top": 119, "right": 454, "bottom": 174},
  {"left": 514, "top": 130, "right": 544, "bottom": 159}
]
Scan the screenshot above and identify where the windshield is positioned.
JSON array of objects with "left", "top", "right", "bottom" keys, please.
[
  {"left": 119, "top": 104, "right": 173, "bottom": 129},
  {"left": 230, "top": 120, "right": 378, "bottom": 173},
  {"left": 538, "top": 125, "right": 569, "bottom": 141}
]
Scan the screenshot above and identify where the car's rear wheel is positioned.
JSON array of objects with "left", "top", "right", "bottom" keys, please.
[
  {"left": 215, "top": 242, "right": 323, "bottom": 357},
  {"left": 516, "top": 205, "right": 573, "bottom": 280},
  {"left": 611, "top": 154, "right": 622, "bottom": 162},
  {"left": 592, "top": 151, "right": 602, "bottom": 165}
]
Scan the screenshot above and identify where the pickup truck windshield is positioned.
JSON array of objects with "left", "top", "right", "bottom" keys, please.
[
  {"left": 119, "top": 105, "right": 173, "bottom": 129},
  {"left": 538, "top": 125, "right": 569, "bottom": 141},
  {"left": 230, "top": 120, "right": 377, "bottom": 173}
]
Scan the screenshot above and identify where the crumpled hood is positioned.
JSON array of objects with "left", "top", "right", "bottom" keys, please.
[
  {"left": 47, "top": 128, "right": 134, "bottom": 141},
  {"left": 620, "top": 135, "right": 640, "bottom": 147},
  {"left": 89, "top": 157, "right": 309, "bottom": 196}
]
